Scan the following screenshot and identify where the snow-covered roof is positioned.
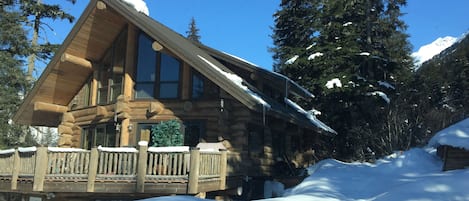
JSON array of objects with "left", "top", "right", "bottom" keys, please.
[
  {"left": 285, "top": 98, "right": 337, "bottom": 134},
  {"left": 120, "top": 0, "right": 149, "bottom": 15},
  {"left": 428, "top": 118, "right": 469, "bottom": 150}
]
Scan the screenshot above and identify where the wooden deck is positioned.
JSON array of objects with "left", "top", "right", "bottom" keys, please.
[{"left": 0, "top": 145, "right": 228, "bottom": 196}]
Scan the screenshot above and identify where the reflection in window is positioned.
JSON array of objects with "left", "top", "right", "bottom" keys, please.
[
  {"left": 81, "top": 124, "right": 116, "bottom": 149},
  {"left": 158, "top": 53, "right": 180, "bottom": 98},
  {"left": 184, "top": 121, "right": 205, "bottom": 147},
  {"left": 135, "top": 32, "right": 181, "bottom": 99},
  {"left": 135, "top": 33, "right": 156, "bottom": 99},
  {"left": 97, "top": 29, "right": 126, "bottom": 104}
]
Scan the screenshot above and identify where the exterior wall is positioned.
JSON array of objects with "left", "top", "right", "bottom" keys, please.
[{"left": 439, "top": 145, "right": 469, "bottom": 171}]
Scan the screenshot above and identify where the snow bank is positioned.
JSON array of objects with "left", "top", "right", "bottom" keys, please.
[
  {"left": 428, "top": 118, "right": 469, "bottom": 150},
  {"left": 121, "top": 0, "right": 149, "bottom": 15}
]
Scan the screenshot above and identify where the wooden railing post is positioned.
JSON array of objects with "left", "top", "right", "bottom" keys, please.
[
  {"left": 33, "top": 147, "right": 48, "bottom": 192},
  {"left": 11, "top": 149, "right": 20, "bottom": 190},
  {"left": 87, "top": 148, "right": 99, "bottom": 192},
  {"left": 219, "top": 149, "right": 227, "bottom": 190},
  {"left": 188, "top": 147, "right": 200, "bottom": 194},
  {"left": 136, "top": 141, "right": 148, "bottom": 193}
]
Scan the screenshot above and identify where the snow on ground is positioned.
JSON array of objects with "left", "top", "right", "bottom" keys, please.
[
  {"left": 428, "top": 117, "right": 469, "bottom": 150},
  {"left": 140, "top": 120, "right": 469, "bottom": 201}
]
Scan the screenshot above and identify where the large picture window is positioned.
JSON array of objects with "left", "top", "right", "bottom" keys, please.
[{"left": 135, "top": 32, "right": 181, "bottom": 99}]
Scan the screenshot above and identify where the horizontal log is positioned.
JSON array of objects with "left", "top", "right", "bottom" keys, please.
[
  {"left": 34, "top": 101, "right": 68, "bottom": 113},
  {"left": 60, "top": 53, "right": 92, "bottom": 70}
]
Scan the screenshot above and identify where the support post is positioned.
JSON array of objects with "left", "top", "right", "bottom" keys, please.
[
  {"left": 188, "top": 148, "right": 200, "bottom": 194},
  {"left": 136, "top": 141, "right": 148, "bottom": 193},
  {"left": 219, "top": 149, "right": 227, "bottom": 190},
  {"left": 33, "top": 147, "right": 48, "bottom": 192},
  {"left": 11, "top": 149, "right": 20, "bottom": 190},
  {"left": 87, "top": 148, "right": 99, "bottom": 192}
]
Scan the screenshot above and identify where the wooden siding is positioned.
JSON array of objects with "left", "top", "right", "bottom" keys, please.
[{"left": 439, "top": 145, "right": 469, "bottom": 171}]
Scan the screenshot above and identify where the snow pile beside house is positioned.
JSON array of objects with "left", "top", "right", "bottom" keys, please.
[
  {"left": 428, "top": 117, "right": 469, "bottom": 150},
  {"left": 140, "top": 119, "right": 469, "bottom": 201}
]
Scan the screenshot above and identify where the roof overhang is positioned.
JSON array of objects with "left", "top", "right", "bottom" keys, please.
[{"left": 13, "top": 0, "right": 127, "bottom": 126}]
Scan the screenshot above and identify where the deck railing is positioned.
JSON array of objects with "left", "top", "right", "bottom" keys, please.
[{"left": 0, "top": 144, "right": 227, "bottom": 194}]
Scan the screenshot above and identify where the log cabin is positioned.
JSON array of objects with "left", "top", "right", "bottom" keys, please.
[{"left": 5, "top": 0, "right": 336, "bottom": 200}]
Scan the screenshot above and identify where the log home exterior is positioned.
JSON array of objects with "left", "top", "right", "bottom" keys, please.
[{"left": 8, "top": 0, "right": 335, "bottom": 200}]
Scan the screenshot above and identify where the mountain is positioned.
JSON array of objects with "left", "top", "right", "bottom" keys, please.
[{"left": 412, "top": 36, "right": 457, "bottom": 68}]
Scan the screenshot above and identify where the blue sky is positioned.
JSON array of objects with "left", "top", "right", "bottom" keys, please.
[{"left": 41, "top": 0, "right": 469, "bottom": 74}]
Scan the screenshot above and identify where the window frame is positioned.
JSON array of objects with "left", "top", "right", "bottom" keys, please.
[
  {"left": 96, "top": 28, "right": 127, "bottom": 105},
  {"left": 134, "top": 32, "right": 182, "bottom": 100},
  {"left": 81, "top": 123, "right": 117, "bottom": 149}
]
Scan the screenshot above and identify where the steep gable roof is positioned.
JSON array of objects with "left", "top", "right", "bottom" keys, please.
[{"left": 13, "top": 0, "right": 335, "bottom": 134}]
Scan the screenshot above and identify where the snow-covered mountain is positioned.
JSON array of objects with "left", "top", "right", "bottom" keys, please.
[{"left": 412, "top": 36, "right": 457, "bottom": 68}]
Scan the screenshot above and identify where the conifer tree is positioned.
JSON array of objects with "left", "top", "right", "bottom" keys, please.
[
  {"left": 20, "top": 0, "right": 76, "bottom": 79},
  {"left": 186, "top": 17, "right": 201, "bottom": 43},
  {"left": 0, "top": 2, "right": 36, "bottom": 148},
  {"left": 272, "top": 0, "right": 413, "bottom": 161}
]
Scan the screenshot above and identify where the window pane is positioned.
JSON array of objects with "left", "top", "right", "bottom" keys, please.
[
  {"left": 160, "top": 53, "right": 180, "bottom": 81},
  {"left": 135, "top": 83, "right": 155, "bottom": 99},
  {"left": 159, "top": 83, "right": 178, "bottom": 98},
  {"left": 95, "top": 126, "right": 106, "bottom": 147},
  {"left": 136, "top": 34, "right": 156, "bottom": 82},
  {"left": 105, "top": 124, "right": 116, "bottom": 147},
  {"left": 192, "top": 73, "right": 204, "bottom": 99},
  {"left": 97, "top": 87, "right": 108, "bottom": 105},
  {"left": 184, "top": 121, "right": 205, "bottom": 147}
]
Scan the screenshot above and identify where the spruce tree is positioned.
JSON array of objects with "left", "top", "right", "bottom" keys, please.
[
  {"left": 20, "top": 0, "right": 76, "bottom": 79},
  {"left": 0, "top": 2, "right": 35, "bottom": 148},
  {"left": 186, "top": 17, "right": 201, "bottom": 43},
  {"left": 272, "top": 0, "right": 413, "bottom": 161}
]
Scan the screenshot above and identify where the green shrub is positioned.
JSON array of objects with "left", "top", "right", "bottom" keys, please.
[{"left": 150, "top": 120, "right": 183, "bottom": 147}]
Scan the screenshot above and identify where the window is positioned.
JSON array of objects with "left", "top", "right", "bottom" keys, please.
[
  {"left": 135, "top": 32, "right": 181, "bottom": 99},
  {"left": 191, "top": 70, "right": 204, "bottom": 99},
  {"left": 97, "top": 30, "right": 126, "bottom": 104},
  {"left": 81, "top": 124, "right": 117, "bottom": 149},
  {"left": 183, "top": 121, "right": 205, "bottom": 147},
  {"left": 135, "top": 33, "right": 156, "bottom": 99},
  {"left": 70, "top": 76, "right": 92, "bottom": 109}
]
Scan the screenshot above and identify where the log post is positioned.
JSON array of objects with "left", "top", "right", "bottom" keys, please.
[
  {"left": 219, "top": 149, "right": 227, "bottom": 190},
  {"left": 11, "top": 149, "right": 20, "bottom": 190},
  {"left": 136, "top": 141, "right": 148, "bottom": 193},
  {"left": 188, "top": 147, "right": 200, "bottom": 194},
  {"left": 33, "top": 147, "right": 48, "bottom": 192},
  {"left": 87, "top": 148, "right": 99, "bottom": 192}
]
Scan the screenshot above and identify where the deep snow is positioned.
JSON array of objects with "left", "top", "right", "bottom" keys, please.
[{"left": 140, "top": 118, "right": 469, "bottom": 201}]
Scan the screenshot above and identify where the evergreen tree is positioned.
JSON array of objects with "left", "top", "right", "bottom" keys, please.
[
  {"left": 186, "top": 17, "right": 201, "bottom": 43},
  {"left": 272, "top": 0, "right": 413, "bottom": 161},
  {"left": 20, "top": 0, "right": 76, "bottom": 79},
  {"left": 0, "top": 2, "right": 36, "bottom": 148},
  {"left": 151, "top": 120, "right": 183, "bottom": 147}
]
